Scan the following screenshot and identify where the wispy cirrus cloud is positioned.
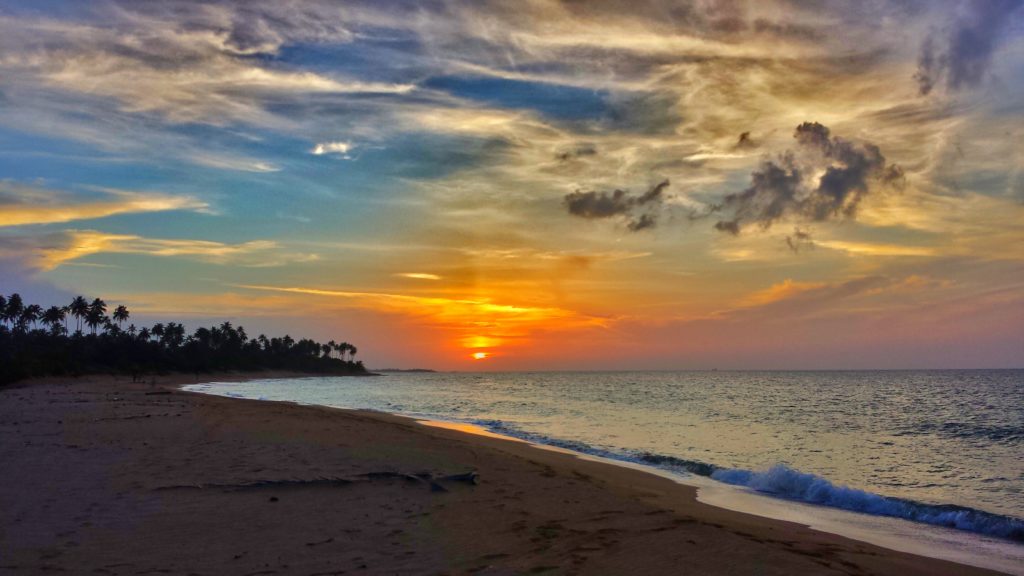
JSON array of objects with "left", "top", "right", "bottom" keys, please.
[
  {"left": 188, "top": 154, "right": 281, "bottom": 173},
  {"left": 721, "top": 274, "right": 955, "bottom": 322},
  {"left": 0, "top": 229, "right": 318, "bottom": 270},
  {"left": 0, "top": 183, "right": 208, "bottom": 227},
  {"left": 814, "top": 240, "right": 937, "bottom": 257},
  {"left": 0, "top": 10, "right": 412, "bottom": 126},
  {"left": 914, "top": 0, "right": 1024, "bottom": 95},
  {"left": 233, "top": 282, "right": 612, "bottom": 350}
]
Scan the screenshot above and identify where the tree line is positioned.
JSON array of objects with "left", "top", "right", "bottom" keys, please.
[{"left": 0, "top": 293, "right": 367, "bottom": 385}]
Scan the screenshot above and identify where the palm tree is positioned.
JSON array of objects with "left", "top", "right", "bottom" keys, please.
[
  {"left": 168, "top": 323, "right": 186, "bottom": 348},
  {"left": 69, "top": 296, "right": 89, "bottom": 333},
  {"left": 0, "top": 295, "right": 6, "bottom": 328},
  {"left": 4, "top": 293, "right": 24, "bottom": 329},
  {"left": 112, "top": 305, "right": 129, "bottom": 328},
  {"left": 42, "top": 306, "right": 65, "bottom": 334},
  {"left": 85, "top": 298, "right": 107, "bottom": 335},
  {"left": 85, "top": 309, "right": 104, "bottom": 335},
  {"left": 22, "top": 304, "right": 43, "bottom": 329},
  {"left": 348, "top": 345, "right": 357, "bottom": 361},
  {"left": 158, "top": 322, "right": 185, "bottom": 349}
]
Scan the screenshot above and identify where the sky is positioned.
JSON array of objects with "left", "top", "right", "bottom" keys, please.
[{"left": 0, "top": 0, "right": 1022, "bottom": 370}]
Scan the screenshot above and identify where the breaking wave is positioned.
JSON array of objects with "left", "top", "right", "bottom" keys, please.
[
  {"left": 471, "top": 420, "right": 1024, "bottom": 542},
  {"left": 711, "top": 464, "right": 1024, "bottom": 541}
]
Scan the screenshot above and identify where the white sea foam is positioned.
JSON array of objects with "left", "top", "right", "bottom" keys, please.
[{"left": 711, "top": 464, "right": 1024, "bottom": 540}]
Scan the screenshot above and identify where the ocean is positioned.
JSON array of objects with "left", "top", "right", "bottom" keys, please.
[{"left": 185, "top": 370, "right": 1023, "bottom": 571}]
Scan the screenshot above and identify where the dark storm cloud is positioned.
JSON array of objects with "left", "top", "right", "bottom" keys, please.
[
  {"left": 555, "top": 144, "right": 598, "bottom": 161},
  {"left": 711, "top": 122, "right": 904, "bottom": 234},
  {"left": 711, "top": 154, "right": 802, "bottom": 235},
  {"left": 735, "top": 131, "right": 758, "bottom": 150},
  {"left": 628, "top": 213, "right": 658, "bottom": 231},
  {"left": 564, "top": 179, "right": 669, "bottom": 231},
  {"left": 914, "top": 0, "right": 1024, "bottom": 95},
  {"left": 786, "top": 228, "right": 814, "bottom": 253}
]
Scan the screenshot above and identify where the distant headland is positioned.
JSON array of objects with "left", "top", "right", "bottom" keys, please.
[{"left": 373, "top": 368, "right": 436, "bottom": 373}]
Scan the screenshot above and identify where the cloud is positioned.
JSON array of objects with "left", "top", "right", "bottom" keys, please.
[
  {"left": 710, "top": 122, "right": 905, "bottom": 235},
  {"left": 735, "top": 131, "right": 758, "bottom": 150},
  {"left": 396, "top": 272, "right": 441, "bottom": 280},
  {"left": 914, "top": 0, "right": 1024, "bottom": 95},
  {"left": 0, "top": 230, "right": 318, "bottom": 270},
  {"left": 564, "top": 179, "right": 670, "bottom": 231},
  {"left": 188, "top": 155, "right": 281, "bottom": 173},
  {"left": 739, "top": 279, "right": 827, "bottom": 308},
  {"left": 459, "top": 247, "right": 651, "bottom": 264},
  {"left": 0, "top": 8, "right": 412, "bottom": 126},
  {"left": 815, "top": 240, "right": 937, "bottom": 257},
  {"left": 785, "top": 228, "right": 814, "bottom": 253},
  {"left": 233, "top": 282, "right": 611, "bottom": 344},
  {"left": 311, "top": 141, "right": 354, "bottom": 157},
  {"left": 0, "top": 183, "right": 208, "bottom": 227},
  {"left": 555, "top": 144, "right": 598, "bottom": 161}
]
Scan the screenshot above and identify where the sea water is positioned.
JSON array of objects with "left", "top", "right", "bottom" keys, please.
[{"left": 185, "top": 370, "right": 1023, "bottom": 572}]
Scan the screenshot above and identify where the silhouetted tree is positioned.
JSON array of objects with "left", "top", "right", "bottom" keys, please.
[
  {"left": 4, "top": 294, "right": 25, "bottom": 331},
  {"left": 69, "top": 296, "right": 89, "bottom": 333},
  {"left": 42, "top": 306, "right": 65, "bottom": 335},
  {"left": 112, "top": 305, "right": 130, "bottom": 328},
  {"left": 21, "top": 304, "right": 43, "bottom": 331},
  {"left": 0, "top": 293, "right": 367, "bottom": 384},
  {"left": 86, "top": 298, "right": 107, "bottom": 335}
]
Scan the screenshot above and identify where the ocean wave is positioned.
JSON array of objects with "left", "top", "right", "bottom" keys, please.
[
  {"left": 711, "top": 464, "right": 1024, "bottom": 542},
  {"left": 193, "top": 389, "right": 1024, "bottom": 545},
  {"left": 636, "top": 452, "right": 718, "bottom": 477},
  {"left": 471, "top": 419, "right": 1024, "bottom": 542}
]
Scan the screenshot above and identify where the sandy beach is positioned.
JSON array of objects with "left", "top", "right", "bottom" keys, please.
[{"left": 0, "top": 374, "right": 1009, "bottom": 575}]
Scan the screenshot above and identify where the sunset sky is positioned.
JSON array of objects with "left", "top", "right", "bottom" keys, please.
[{"left": 1, "top": 0, "right": 1022, "bottom": 369}]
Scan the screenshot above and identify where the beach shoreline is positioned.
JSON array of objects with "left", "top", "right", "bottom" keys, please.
[{"left": 0, "top": 373, "right": 1011, "bottom": 575}]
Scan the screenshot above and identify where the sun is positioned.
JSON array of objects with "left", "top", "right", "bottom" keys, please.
[{"left": 472, "top": 352, "right": 489, "bottom": 360}]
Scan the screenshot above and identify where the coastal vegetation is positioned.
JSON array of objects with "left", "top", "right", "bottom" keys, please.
[{"left": 0, "top": 293, "right": 366, "bottom": 385}]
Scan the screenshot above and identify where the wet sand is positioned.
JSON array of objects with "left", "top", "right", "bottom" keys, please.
[{"left": 0, "top": 373, "right": 1008, "bottom": 575}]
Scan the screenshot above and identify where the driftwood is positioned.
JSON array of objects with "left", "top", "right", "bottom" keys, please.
[{"left": 155, "top": 470, "right": 479, "bottom": 493}]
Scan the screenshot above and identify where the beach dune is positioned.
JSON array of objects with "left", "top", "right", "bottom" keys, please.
[{"left": 0, "top": 374, "right": 1007, "bottom": 575}]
